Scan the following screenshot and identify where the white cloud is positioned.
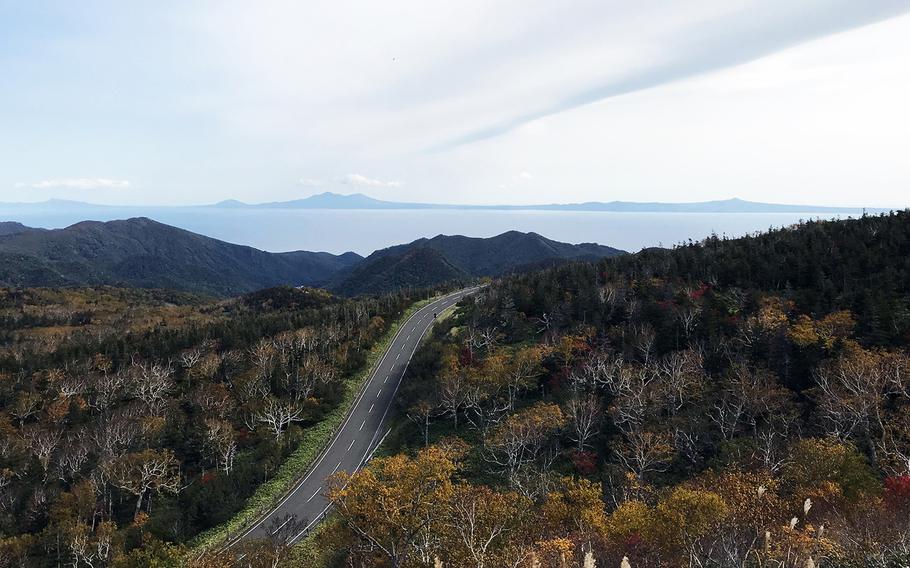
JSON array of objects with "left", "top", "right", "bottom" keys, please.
[
  {"left": 342, "top": 174, "right": 402, "bottom": 188},
  {"left": 517, "top": 171, "right": 533, "bottom": 180},
  {"left": 16, "top": 178, "right": 131, "bottom": 189},
  {"left": 4, "top": 3, "right": 910, "bottom": 207}
]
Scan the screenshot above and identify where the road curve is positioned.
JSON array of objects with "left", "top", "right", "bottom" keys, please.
[{"left": 230, "top": 287, "right": 481, "bottom": 547}]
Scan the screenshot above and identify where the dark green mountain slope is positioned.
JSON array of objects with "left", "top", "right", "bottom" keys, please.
[
  {"left": 331, "top": 230, "right": 625, "bottom": 295},
  {"left": 0, "top": 218, "right": 362, "bottom": 296},
  {"left": 332, "top": 247, "right": 467, "bottom": 296},
  {"left": 0, "top": 221, "right": 38, "bottom": 236}
]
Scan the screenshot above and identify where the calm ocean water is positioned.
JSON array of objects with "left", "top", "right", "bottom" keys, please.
[{"left": 0, "top": 206, "right": 861, "bottom": 256}]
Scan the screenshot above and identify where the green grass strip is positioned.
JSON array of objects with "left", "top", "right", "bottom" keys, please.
[
  {"left": 189, "top": 298, "right": 431, "bottom": 553},
  {"left": 284, "top": 301, "right": 462, "bottom": 567}
]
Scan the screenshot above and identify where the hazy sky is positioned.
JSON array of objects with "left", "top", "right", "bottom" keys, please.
[{"left": 2, "top": 1, "right": 910, "bottom": 207}]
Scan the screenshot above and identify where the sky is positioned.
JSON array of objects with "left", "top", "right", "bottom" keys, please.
[{"left": 1, "top": 0, "right": 910, "bottom": 208}]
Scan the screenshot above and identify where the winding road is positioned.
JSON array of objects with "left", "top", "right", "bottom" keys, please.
[{"left": 229, "top": 286, "right": 481, "bottom": 548}]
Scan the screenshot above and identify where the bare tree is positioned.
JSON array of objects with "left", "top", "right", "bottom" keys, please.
[
  {"left": 655, "top": 349, "right": 706, "bottom": 416},
  {"left": 191, "top": 382, "right": 234, "bottom": 419},
  {"left": 248, "top": 339, "right": 276, "bottom": 382},
  {"left": 56, "top": 431, "right": 90, "bottom": 481},
  {"left": 128, "top": 359, "right": 174, "bottom": 415},
  {"left": 178, "top": 347, "right": 204, "bottom": 370},
  {"left": 203, "top": 419, "right": 237, "bottom": 473},
  {"left": 88, "top": 371, "right": 125, "bottom": 414},
  {"left": 58, "top": 375, "right": 87, "bottom": 399},
  {"left": 614, "top": 430, "right": 674, "bottom": 483},
  {"left": 674, "top": 302, "right": 702, "bottom": 339},
  {"left": 104, "top": 448, "right": 181, "bottom": 520},
  {"left": 438, "top": 373, "right": 470, "bottom": 430},
  {"left": 91, "top": 413, "right": 140, "bottom": 460},
  {"left": 503, "top": 348, "right": 543, "bottom": 411},
  {"left": 477, "top": 328, "right": 499, "bottom": 352},
  {"left": 564, "top": 393, "right": 602, "bottom": 451},
  {"left": 65, "top": 520, "right": 115, "bottom": 568},
  {"left": 10, "top": 391, "right": 41, "bottom": 426},
  {"left": 407, "top": 401, "right": 440, "bottom": 447},
  {"left": 483, "top": 404, "right": 564, "bottom": 494},
  {"left": 709, "top": 364, "right": 793, "bottom": 441},
  {"left": 631, "top": 323, "right": 656, "bottom": 364},
  {"left": 20, "top": 425, "right": 61, "bottom": 478},
  {"left": 257, "top": 397, "right": 303, "bottom": 442}
]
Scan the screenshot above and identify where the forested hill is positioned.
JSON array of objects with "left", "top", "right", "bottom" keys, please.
[
  {"left": 317, "top": 211, "right": 910, "bottom": 568},
  {"left": 0, "top": 218, "right": 362, "bottom": 296},
  {"left": 603, "top": 210, "right": 910, "bottom": 343},
  {"left": 0, "top": 219, "right": 625, "bottom": 297},
  {"left": 330, "top": 230, "right": 625, "bottom": 295}
]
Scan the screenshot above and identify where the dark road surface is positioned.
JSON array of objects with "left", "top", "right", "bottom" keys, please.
[{"left": 230, "top": 287, "right": 480, "bottom": 548}]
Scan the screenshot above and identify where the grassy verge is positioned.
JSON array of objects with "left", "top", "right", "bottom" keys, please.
[{"left": 189, "top": 298, "right": 432, "bottom": 553}]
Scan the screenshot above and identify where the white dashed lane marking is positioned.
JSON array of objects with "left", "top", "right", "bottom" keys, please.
[
  {"left": 348, "top": 438, "right": 356, "bottom": 451},
  {"left": 306, "top": 490, "right": 319, "bottom": 503},
  {"left": 272, "top": 516, "right": 294, "bottom": 534},
  {"left": 369, "top": 403, "right": 374, "bottom": 413}
]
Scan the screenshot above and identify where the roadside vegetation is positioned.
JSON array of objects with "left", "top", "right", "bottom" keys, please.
[
  {"left": 3, "top": 212, "right": 910, "bottom": 567},
  {"left": 318, "top": 212, "right": 910, "bottom": 568},
  {"left": 0, "top": 285, "right": 418, "bottom": 565}
]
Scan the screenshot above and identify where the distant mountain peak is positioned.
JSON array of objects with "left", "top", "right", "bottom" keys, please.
[
  {"left": 191, "top": 193, "right": 870, "bottom": 213},
  {"left": 0, "top": 217, "right": 362, "bottom": 296},
  {"left": 213, "top": 199, "right": 248, "bottom": 208}
]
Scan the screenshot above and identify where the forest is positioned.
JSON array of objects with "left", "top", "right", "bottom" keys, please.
[
  {"left": 311, "top": 212, "right": 910, "bottom": 568},
  {"left": 0, "top": 285, "right": 415, "bottom": 566},
  {"left": 2, "top": 212, "right": 910, "bottom": 567}
]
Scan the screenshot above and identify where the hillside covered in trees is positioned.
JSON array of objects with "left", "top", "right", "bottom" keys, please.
[
  {"left": 0, "top": 285, "right": 418, "bottom": 566},
  {"left": 0, "top": 218, "right": 363, "bottom": 296},
  {"left": 0, "top": 219, "right": 623, "bottom": 298},
  {"left": 316, "top": 212, "right": 910, "bottom": 568},
  {"left": 2, "top": 212, "right": 909, "bottom": 568},
  {"left": 330, "top": 231, "right": 624, "bottom": 296}
]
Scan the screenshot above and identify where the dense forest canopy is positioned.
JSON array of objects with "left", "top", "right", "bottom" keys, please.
[
  {"left": 0, "top": 285, "right": 417, "bottom": 566},
  {"left": 316, "top": 212, "right": 910, "bottom": 568}
]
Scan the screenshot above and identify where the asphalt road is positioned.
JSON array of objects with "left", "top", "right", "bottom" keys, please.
[{"left": 230, "top": 287, "right": 480, "bottom": 547}]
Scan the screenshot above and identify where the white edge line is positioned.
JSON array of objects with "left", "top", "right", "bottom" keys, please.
[
  {"left": 236, "top": 287, "right": 483, "bottom": 548},
  {"left": 287, "top": 290, "right": 478, "bottom": 545},
  {"left": 225, "top": 291, "right": 456, "bottom": 547}
]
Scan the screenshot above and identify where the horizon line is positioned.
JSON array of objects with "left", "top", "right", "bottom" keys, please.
[{"left": 0, "top": 192, "right": 901, "bottom": 211}]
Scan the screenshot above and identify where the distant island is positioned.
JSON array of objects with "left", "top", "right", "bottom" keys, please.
[
  {"left": 208, "top": 193, "right": 877, "bottom": 213},
  {"left": 1, "top": 193, "right": 882, "bottom": 213}
]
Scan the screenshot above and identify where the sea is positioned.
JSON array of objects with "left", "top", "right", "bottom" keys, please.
[{"left": 0, "top": 205, "right": 866, "bottom": 256}]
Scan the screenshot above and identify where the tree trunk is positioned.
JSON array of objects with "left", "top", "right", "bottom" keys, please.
[{"left": 134, "top": 490, "right": 145, "bottom": 520}]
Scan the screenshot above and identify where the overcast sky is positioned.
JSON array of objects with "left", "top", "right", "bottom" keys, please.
[{"left": 2, "top": 1, "right": 909, "bottom": 207}]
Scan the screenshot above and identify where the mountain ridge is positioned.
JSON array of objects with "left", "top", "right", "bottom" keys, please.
[
  {"left": 0, "top": 217, "right": 362, "bottom": 296},
  {"left": 0, "top": 218, "right": 625, "bottom": 297},
  {"left": 330, "top": 230, "right": 625, "bottom": 295}
]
